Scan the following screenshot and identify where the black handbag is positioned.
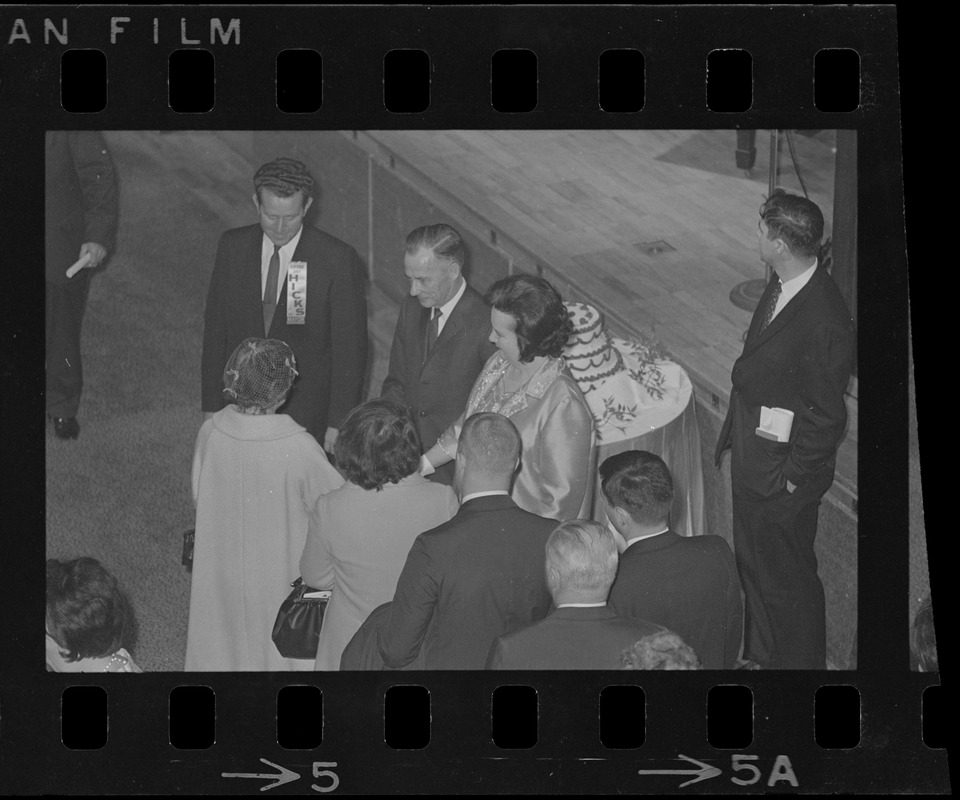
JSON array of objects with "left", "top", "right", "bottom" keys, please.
[{"left": 272, "top": 577, "right": 331, "bottom": 659}]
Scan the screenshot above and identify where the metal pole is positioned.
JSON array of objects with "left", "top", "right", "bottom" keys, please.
[{"left": 729, "top": 129, "right": 778, "bottom": 312}]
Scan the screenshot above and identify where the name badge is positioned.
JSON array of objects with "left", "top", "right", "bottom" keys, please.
[{"left": 286, "top": 262, "right": 307, "bottom": 325}]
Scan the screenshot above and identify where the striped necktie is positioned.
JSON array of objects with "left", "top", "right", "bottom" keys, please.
[{"left": 757, "top": 277, "right": 782, "bottom": 334}]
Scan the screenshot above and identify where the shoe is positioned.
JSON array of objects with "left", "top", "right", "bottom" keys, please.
[{"left": 53, "top": 417, "right": 80, "bottom": 440}]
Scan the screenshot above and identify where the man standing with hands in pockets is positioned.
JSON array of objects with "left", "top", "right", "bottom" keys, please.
[{"left": 716, "top": 189, "right": 854, "bottom": 670}]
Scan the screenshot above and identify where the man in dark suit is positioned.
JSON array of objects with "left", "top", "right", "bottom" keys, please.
[
  {"left": 378, "top": 412, "right": 556, "bottom": 669},
  {"left": 201, "top": 157, "right": 367, "bottom": 450},
  {"left": 45, "top": 131, "right": 119, "bottom": 439},
  {"left": 602, "top": 450, "right": 743, "bottom": 669},
  {"left": 487, "top": 519, "right": 664, "bottom": 670},
  {"left": 381, "top": 223, "right": 494, "bottom": 484},
  {"left": 715, "top": 189, "right": 855, "bottom": 670}
]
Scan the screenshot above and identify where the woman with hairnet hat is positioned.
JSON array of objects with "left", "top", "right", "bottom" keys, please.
[{"left": 186, "top": 338, "right": 344, "bottom": 671}]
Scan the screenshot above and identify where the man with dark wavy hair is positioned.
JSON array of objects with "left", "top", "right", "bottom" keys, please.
[
  {"left": 201, "top": 157, "right": 367, "bottom": 450},
  {"left": 715, "top": 190, "right": 854, "bottom": 670},
  {"left": 602, "top": 450, "right": 742, "bottom": 670}
]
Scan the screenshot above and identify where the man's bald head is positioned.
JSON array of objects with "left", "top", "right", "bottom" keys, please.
[{"left": 454, "top": 413, "right": 521, "bottom": 497}]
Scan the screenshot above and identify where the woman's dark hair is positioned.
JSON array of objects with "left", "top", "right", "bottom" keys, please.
[
  {"left": 619, "top": 630, "right": 702, "bottom": 670},
  {"left": 46, "top": 557, "right": 134, "bottom": 663},
  {"left": 334, "top": 398, "right": 423, "bottom": 491},
  {"left": 485, "top": 274, "right": 573, "bottom": 362}
]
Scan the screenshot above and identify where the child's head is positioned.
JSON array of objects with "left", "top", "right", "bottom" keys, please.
[{"left": 223, "top": 338, "right": 298, "bottom": 413}]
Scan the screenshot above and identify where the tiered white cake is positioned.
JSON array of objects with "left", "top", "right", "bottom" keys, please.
[
  {"left": 563, "top": 301, "right": 624, "bottom": 393},
  {"left": 563, "top": 301, "right": 690, "bottom": 443}
]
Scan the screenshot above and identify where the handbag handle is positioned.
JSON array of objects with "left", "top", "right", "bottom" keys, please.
[{"left": 290, "top": 577, "right": 332, "bottom": 603}]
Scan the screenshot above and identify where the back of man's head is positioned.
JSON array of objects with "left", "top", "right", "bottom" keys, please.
[
  {"left": 760, "top": 188, "right": 824, "bottom": 260},
  {"left": 458, "top": 412, "right": 520, "bottom": 479},
  {"left": 600, "top": 450, "right": 674, "bottom": 527},
  {"left": 545, "top": 520, "right": 618, "bottom": 602}
]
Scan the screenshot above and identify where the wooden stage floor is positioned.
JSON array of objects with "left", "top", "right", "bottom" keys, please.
[{"left": 363, "top": 129, "right": 857, "bottom": 508}]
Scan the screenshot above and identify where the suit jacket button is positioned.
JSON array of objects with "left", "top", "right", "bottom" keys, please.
[{"left": 419, "top": 411, "right": 427, "bottom": 417}]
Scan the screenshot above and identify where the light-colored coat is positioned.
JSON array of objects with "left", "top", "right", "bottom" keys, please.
[
  {"left": 300, "top": 474, "right": 459, "bottom": 671},
  {"left": 185, "top": 406, "right": 343, "bottom": 671}
]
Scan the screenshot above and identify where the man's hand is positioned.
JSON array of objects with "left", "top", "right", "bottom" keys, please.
[
  {"left": 324, "top": 427, "right": 339, "bottom": 453},
  {"left": 786, "top": 480, "right": 797, "bottom": 494},
  {"left": 79, "top": 242, "right": 108, "bottom": 268}
]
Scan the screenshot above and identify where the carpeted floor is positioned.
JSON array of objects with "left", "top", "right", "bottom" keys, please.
[{"left": 45, "top": 132, "right": 396, "bottom": 671}]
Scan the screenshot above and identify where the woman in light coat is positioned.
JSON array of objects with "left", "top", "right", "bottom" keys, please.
[
  {"left": 301, "top": 398, "right": 459, "bottom": 670},
  {"left": 186, "top": 338, "right": 343, "bottom": 671}
]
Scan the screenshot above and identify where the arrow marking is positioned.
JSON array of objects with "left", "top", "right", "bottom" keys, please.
[
  {"left": 637, "top": 754, "right": 722, "bottom": 788},
  {"left": 222, "top": 758, "right": 300, "bottom": 791}
]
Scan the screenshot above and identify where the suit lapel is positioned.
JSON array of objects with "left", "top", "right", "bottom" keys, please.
[
  {"left": 431, "top": 306, "right": 464, "bottom": 351},
  {"left": 421, "top": 296, "right": 471, "bottom": 371},
  {"left": 743, "top": 269, "right": 822, "bottom": 355}
]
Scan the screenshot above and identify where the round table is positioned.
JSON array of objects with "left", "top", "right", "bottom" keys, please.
[{"left": 586, "top": 368, "right": 705, "bottom": 539}]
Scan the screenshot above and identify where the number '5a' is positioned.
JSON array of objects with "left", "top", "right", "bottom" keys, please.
[
  {"left": 731, "top": 754, "right": 798, "bottom": 787},
  {"left": 311, "top": 762, "right": 340, "bottom": 793}
]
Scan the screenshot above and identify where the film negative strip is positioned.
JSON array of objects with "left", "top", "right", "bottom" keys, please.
[{"left": 0, "top": 4, "right": 948, "bottom": 795}]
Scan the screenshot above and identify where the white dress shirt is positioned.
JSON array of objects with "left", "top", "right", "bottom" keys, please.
[
  {"left": 433, "top": 277, "right": 467, "bottom": 337},
  {"left": 260, "top": 226, "right": 304, "bottom": 304},
  {"left": 461, "top": 489, "right": 509, "bottom": 503},
  {"left": 623, "top": 527, "right": 670, "bottom": 550},
  {"left": 772, "top": 259, "right": 818, "bottom": 321}
]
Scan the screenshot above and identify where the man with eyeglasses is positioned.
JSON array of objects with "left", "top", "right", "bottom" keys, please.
[
  {"left": 715, "top": 189, "right": 854, "bottom": 670},
  {"left": 201, "top": 157, "right": 367, "bottom": 451}
]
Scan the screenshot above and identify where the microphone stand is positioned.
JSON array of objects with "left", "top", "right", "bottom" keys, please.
[{"left": 729, "top": 129, "right": 779, "bottom": 314}]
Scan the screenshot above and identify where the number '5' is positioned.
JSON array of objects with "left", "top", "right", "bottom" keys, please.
[
  {"left": 312, "top": 762, "right": 340, "bottom": 793},
  {"left": 730, "top": 754, "right": 761, "bottom": 786}
]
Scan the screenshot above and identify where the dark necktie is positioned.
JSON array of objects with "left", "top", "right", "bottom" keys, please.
[
  {"left": 262, "top": 245, "right": 281, "bottom": 334},
  {"left": 426, "top": 308, "right": 442, "bottom": 356},
  {"left": 757, "top": 277, "right": 782, "bottom": 334}
]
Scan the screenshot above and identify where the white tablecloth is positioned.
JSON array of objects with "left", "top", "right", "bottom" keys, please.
[{"left": 587, "top": 370, "right": 705, "bottom": 538}]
